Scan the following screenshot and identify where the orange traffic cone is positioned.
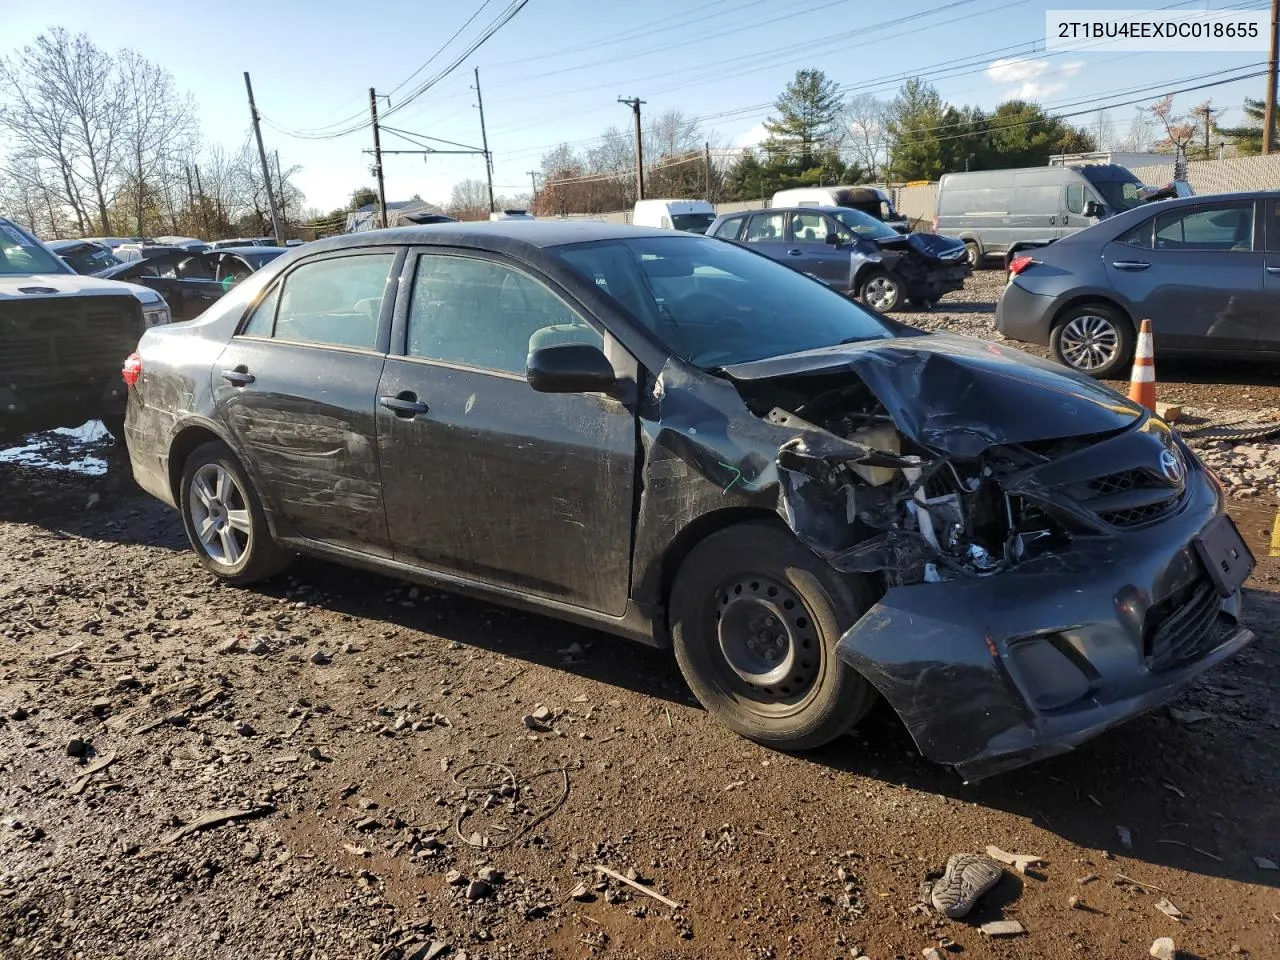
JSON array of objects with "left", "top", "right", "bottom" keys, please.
[{"left": 1127, "top": 318, "right": 1156, "bottom": 412}]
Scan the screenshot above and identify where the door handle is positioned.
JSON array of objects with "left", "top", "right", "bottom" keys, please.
[
  {"left": 786, "top": 248, "right": 803, "bottom": 256},
  {"left": 380, "top": 393, "right": 429, "bottom": 417},
  {"left": 221, "top": 367, "right": 255, "bottom": 386},
  {"left": 1266, "top": 265, "right": 1280, "bottom": 275},
  {"left": 1049, "top": 216, "right": 1056, "bottom": 225},
  {"left": 1111, "top": 261, "right": 1151, "bottom": 271}
]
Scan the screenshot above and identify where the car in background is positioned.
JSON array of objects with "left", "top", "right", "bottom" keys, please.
[
  {"left": 155, "top": 235, "right": 210, "bottom": 251},
  {"left": 96, "top": 246, "right": 287, "bottom": 322},
  {"left": 208, "top": 237, "right": 277, "bottom": 250},
  {"left": 997, "top": 190, "right": 1278, "bottom": 378},
  {"left": 121, "top": 220, "right": 1254, "bottom": 782},
  {"left": 771, "top": 186, "right": 910, "bottom": 234},
  {"left": 489, "top": 210, "right": 535, "bottom": 221},
  {"left": 707, "top": 205, "right": 969, "bottom": 312},
  {"left": 633, "top": 198, "right": 716, "bottom": 233},
  {"left": 48, "top": 238, "right": 122, "bottom": 274},
  {"left": 1, "top": 217, "right": 170, "bottom": 442}
]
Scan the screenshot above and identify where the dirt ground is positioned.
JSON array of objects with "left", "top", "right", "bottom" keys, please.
[{"left": 2, "top": 291, "right": 1279, "bottom": 960}]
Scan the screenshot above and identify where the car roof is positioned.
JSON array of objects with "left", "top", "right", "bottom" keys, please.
[
  {"left": 299, "top": 220, "right": 676, "bottom": 256},
  {"left": 713, "top": 206, "right": 869, "bottom": 217}
]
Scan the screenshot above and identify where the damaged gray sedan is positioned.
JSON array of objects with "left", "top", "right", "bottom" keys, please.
[{"left": 121, "top": 222, "right": 1256, "bottom": 781}]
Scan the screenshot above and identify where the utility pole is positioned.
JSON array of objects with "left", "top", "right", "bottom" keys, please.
[
  {"left": 369, "top": 87, "right": 389, "bottom": 229},
  {"left": 618, "top": 97, "right": 645, "bottom": 201},
  {"left": 1266, "top": 0, "right": 1279, "bottom": 154},
  {"left": 193, "top": 164, "right": 209, "bottom": 236},
  {"left": 243, "top": 72, "right": 285, "bottom": 243},
  {"left": 275, "top": 150, "right": 287, "bottom": 238},
  {"left": 184, "top": 165, "right": 197, "bottom": 234},
  {"left": 704, "top": 141, "right": 712, "bottom": 202},
  {"left": 526, "top": 170, "right": 539, "bottom": 213},
  {"left": 473, "top": 68, "right": 496, "bottom": 214}
]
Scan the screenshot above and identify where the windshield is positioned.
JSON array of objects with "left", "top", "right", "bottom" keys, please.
[
  {"left": 1085, "top": 175, "right": 1144, "bottom": 212},
  {"left": 555, "top": 235, "right": 894, "bottom": 368},
  {"left": 0, "top": 221, "right": 68, "bottom": 275},
  {"left": 62, "top": 244, "right": 121, "bottom": 274},
  {"left": 831, "top": 208, "right": 899, "bottom": 240},
  {"left": 671, "top": 213, "right": 715, "bottom": 233}
]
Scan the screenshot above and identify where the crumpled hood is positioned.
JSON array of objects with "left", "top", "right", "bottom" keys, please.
[
  {"left": 873, "top": 232, "right": 967, "bottom": 261},
  {"left": 0, "top": 272, "right": 161, "bottom": 304},
  {"left": 722, "top": 333, "right": 1144, "bottom": 458}
]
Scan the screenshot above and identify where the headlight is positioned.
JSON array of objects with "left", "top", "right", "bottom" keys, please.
[{"left": 141, "top": 300, "right": 171, "bottom": 327}]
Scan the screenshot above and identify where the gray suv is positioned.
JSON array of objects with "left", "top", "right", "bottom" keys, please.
[{"left": 996, "top": 191, "right": 1278, "bottom": 378}]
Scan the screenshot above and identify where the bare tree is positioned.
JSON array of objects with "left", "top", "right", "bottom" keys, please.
[
  {"left": 841, "top": 94, "right": 889, "bottom": 179},
  {"left": 447, "top": 178, "right": 491, "bottom": 220},
  {"left": 1114, "top": 106, "right": 1154, "bottom": 152},
  {"left": 1092, "top": 109, "right": 1116, "bottom": 152},
  {"left": 1150, "top": 95, "right": 1195, "bottom": 173},
  {"left": 117, "top": 50, "right": 198, "bottom": 235}
]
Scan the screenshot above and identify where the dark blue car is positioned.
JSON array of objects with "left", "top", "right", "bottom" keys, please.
[{"left": 707, "top": 205, "right": 970, "bottom": 312}]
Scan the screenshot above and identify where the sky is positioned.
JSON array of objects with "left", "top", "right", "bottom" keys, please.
[{"left": 1, "top": 0, "right": 1270, "bottom": 213}]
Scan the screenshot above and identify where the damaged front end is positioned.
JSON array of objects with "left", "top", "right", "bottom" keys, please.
[
  {"left": 871, "top": 232, "right": 971, "bottom": 305},
  {"left": 708, "top": 335, "right": 1255, "bottom": 781}
]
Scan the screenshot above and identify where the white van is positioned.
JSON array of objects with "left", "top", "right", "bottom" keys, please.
[
  {"left": 490, "top": 209, "right": 535, "bottom": 221},
  {"left": 632, "top": 199, "right": 716, "bottom": 233},
  {"left": 770, "top": 186, "right": 909, "bottom": 234}
]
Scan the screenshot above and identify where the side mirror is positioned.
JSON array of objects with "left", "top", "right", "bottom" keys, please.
[
  {"left": 526, "top": 342, "right": 616, "bottom": 394},
  {"left": 824, "top": 233, "right": 840, "bottom": 245},
  {"left": 1083, "top": 200, "right": 1103, "bottom": 218}
]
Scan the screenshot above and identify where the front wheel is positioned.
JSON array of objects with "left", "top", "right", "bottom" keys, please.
[
  {"left": 179, "top": 440, "right": 293, "bottom": 584},
  {"left": 859, "top": 271, "right": 902, "bottom": 313},
  {"left": 669, "top": 521, "right": 877, "bottom": 750},
  {"left": 1050, "top": 304, "right": 1135, "bottom": 379}
]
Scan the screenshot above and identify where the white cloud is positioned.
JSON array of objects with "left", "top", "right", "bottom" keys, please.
[
  {"left": 985, "top": 57, "right": 1083, "bottom": 102},
  {"left": 735, "top": 122, "right": 768, "bottom": 147}
]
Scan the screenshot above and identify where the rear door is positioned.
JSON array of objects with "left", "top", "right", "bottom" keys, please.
[
  {"left": 1008, "top": 175, "right": 1061, "bottom": 247},
  {"left": 740, "top": 211, "right": 789, "bottom": 264},
  {"left": 212, "top": 249, "right": 400, "bottom": 554},
  {"left": 375, "top": 249, "right": 638, "bottom": 615},
  {"left": 1102, "top": 199, "right": 1262, "bottom": 354},
  {"left": 1261, "top": 198, "right": 1280, "bottom": 352}
]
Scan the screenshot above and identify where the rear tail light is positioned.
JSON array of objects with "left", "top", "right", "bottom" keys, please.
[
  {"left": 122, "top": 352, "right": 142, "bottom": 387},
  {"left": 1008, "top": 255, "right": 1038, "bottom": 277}
]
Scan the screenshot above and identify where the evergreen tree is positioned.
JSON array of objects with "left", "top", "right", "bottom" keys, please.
[{"left": 762, "top": 68, "right": 843, "bottom": 170}]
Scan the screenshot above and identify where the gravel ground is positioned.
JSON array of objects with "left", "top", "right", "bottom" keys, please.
[{"left": 1, "top": 303, "right": 1279, "bottom": 960}]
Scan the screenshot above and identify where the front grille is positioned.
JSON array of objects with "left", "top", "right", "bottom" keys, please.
[
  {"left": 1144, "top": 575, "right": 1222, "bottom": 672},
  {"left": 0, "top": 296, "right": 142, "bottom": 386},
  {"left": 1088, "top": 468, "right": 1150, "bottom": 496},
  {"left": 1099, "top": 495, "right": 1181, "bottom": 528}
]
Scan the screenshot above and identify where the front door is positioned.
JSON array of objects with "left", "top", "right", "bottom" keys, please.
[
  {"left": 1260, "top": 198, "right": 1280, "bottom": 352},
  {"left": 376, "top": 249, "right": 638, "bottom": 615},
  {"left": 1103, "top": 199, "right": 1261, "bottom": 354},
  {"left": 212, "top": 249, "right": 400, "bottom": 554},
  {"left": 786, "top": 210, "right": 853, "bottom": 289}
]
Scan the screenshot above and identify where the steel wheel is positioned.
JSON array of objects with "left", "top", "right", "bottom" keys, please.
[
  {"left": 713, "top": 575, "right": 822, "bottom": 709},
  {"left": 861, "top": 273, "right": 901, "bottom": 312},
  {"left": 188, "top": 462, "right": 253, "bottom": 568},
  {"left": 1058, "top": 313, "right": 1120, "bottom": 372}
]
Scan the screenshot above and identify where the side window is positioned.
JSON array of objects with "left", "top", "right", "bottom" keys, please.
[
  {"left": 791, "top": 211, "right": 828, "bottom": 241},
  {"left": 240, "top": 284, "right": 280, "bottom": 337},
  {"left": 1154, "top": 203, "right": 1254, "bottom": 252},
  {"left": 407, "top": 254, "right": 602, "bottom": 374},
  {"left": 744, "top": 212, "right": 785, "bottom": 242},
  {"left": 1116, "top": 220, "right": 1154, "bottom": 250},
  {"left": 272, "top": 253, "right": 395, "bottom": 350},
  {"left": 1066, "top": 184, "right": 1085, "bottom": 215},
  {"left": 1010, "top": 185, "right": 1060, "bottom": 215},
  {"left": 711, "top": 216, "right": 744, "bottom": 240}
]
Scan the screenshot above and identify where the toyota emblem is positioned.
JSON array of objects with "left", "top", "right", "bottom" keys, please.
[{"left": 1159, "top": 448, "right": 1185, "bottom": 484}]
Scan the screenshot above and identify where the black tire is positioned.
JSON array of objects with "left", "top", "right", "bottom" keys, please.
[
  {"left": 858, "top": 270, "right": 902, "bottom": 313},
  {"left": 1049, "top": 303, "right": 1135, "bottom": 380},
  {"left": 179, "top": 440, "right": 292, "bottom": 584},
  {"left": 964, "top": 240, "right": 982, "bottom": 267},
  {"left": 669, "top": 521, "right": 877, "bottom": 751}
]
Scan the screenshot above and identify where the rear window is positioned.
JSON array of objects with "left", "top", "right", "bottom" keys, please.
[{"left": 938, "top": 186, "right": 1010, "bottom": 217}]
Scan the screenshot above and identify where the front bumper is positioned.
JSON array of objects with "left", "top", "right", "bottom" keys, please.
[
  {"left": 835, "top": 469, "right": 1255, "bottom": 781},
  {"left": 994, "top": 281, "right": 1056, "bottom": 345}
]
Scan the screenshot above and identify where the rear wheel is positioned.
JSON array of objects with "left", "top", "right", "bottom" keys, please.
[
  {"left": 1050, "top": 303, "right": 1135, "bottom": 379},
  {"left": 669, "top": 521, "right": 877, "bottom": 750},
  {"left": 179, "top": 440, "right": 292, "bottom": 584},
  {"left": 859, "top": 271, "right": 902, "bottom": 313}
]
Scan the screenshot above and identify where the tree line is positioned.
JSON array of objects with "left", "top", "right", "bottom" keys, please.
[{"left": 0, "top": 28, "right": 306, "bottom": 241}]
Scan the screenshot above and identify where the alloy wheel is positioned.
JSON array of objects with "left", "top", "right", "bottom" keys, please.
[
  {"left": 1059, "top": 313, "right": 1120, "bottom": 371},
  {"left": 863, "top": 276, "right": 899, "bottom": 312},
  {"left": 188, "top": 463, "right": 253, "bottom": 567}
]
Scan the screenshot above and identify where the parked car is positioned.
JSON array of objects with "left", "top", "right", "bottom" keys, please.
[
  {"left": 707, "top": 205, "right": 969, "bottom": 311},
  {"left": 771, "top": 186, "right": 910, "bottom": 234},
  {"left": 489, "top": 210, "right": 535, "bottom": 221},
  {"left": 208, "top": 237, "right": 277, "bottom": 250},
  {"left": 96, "top": 246, "right": 287, "bottom": 323},
  {"left": 997, "top": 190, "right": 1279, "bottom": 378},
  {"left": 936, "top": 164, "right": 1160, "bottom": 265},
  {"left": 47, "top": 238, "right": 122, "bottom": 275},
  {"left": 633, "top": 198, "right": 716, "bottom": 233},
  {"left": 123, "top": 221, "right": 1254, "bottom": 781},
  {"left": 1, "top": 217, "right": 170, "bottom": 442}
]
